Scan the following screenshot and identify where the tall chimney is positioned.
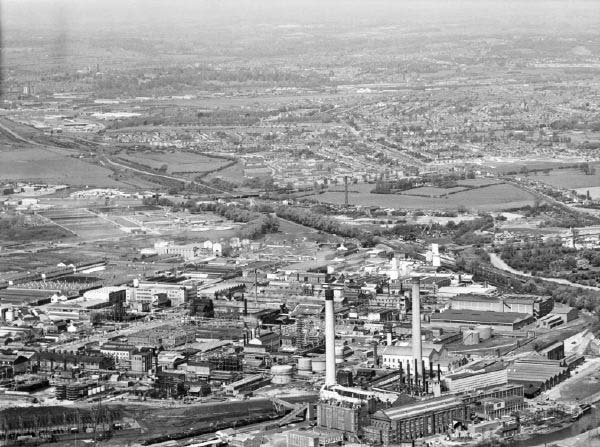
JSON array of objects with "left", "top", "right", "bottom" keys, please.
[
  {"left": 414, "top": 358, "right": 419, "bottom": 388},
  {"left": 243, "top": 298, "right": 248, "bottom": 316},
  {"left": 324, "top": 289, "right": 336, "bottom": 386},
  {"left": 372, "top": 341, "right": 379, "bottom": 368},
  {"left": 412, "top": 277, "right": 423, "bottom": 376},
  {"left": 386, "top": 331, "right": 393, "bottom": 346}
]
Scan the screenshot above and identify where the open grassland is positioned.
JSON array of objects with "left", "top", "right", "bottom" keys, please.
[
  {"left": 204, "top": 160, "right": 245, "bottom": 183},
  {"left": 0, "top": 147, "right": 124, "bottom": 187},
  {"left": 118, "top": 150, "right": 230, "bottom": 174},
  {"left": 307, "top": 182, "right": 536, "bottom": 210},
  {"left": 456, "top": 178, "right": 502, "bottom": 187},
  {"left": 529, "top": 166, "right": 600, "bottom": 189},
  {"left": 402, "top": 186, "right": 468, "bottom": 196}
]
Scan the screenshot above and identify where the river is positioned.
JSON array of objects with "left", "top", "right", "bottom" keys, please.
[
  {"left": 516, "top": 406, "right": 600, "bottom": 447},
  {"left": 487, "top": 252, "right": 600, "bottom": 292}
]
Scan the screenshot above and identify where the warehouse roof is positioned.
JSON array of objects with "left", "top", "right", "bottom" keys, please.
[
  {"left": 431, "top": 309, "right": 531, "bottom": 325},
  {"left": 374, "top": 396, "right": 463, "bottom": 421},
  {"left": 451, "top": 294, "right": 501, "bottom": 302},
  {"left": 382, "top": 345, "right": 440, "bottom": 358},
  {"left": 507, "top": 358, "right": 566, "bottom": 384}
]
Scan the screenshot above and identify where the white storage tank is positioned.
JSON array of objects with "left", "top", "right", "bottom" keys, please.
[
  {"left": 462, "top": 330, "right": 480, "bottom": 346},
  {"left": 271, "top": 365, "right": 293, "bottom": 384},
  {"left": 311, "top": 358, "right": 326, "bottom": 373},
  {"left": 4, "top": 309, "right": 14, "bottom": 322},
  {"left": 297, "top": 357, "right": 312, "bottom": 372},
  {"left": 335, "top": 346, "right": 345, "bottom": 360},
  {"left": 477, "top": 325, "right": 492, "bottom": 340}
]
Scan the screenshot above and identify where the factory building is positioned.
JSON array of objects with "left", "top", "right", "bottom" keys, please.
[
  {"left": 364, "top": 396, "right": 467, "bottom": 445},
  {"left": 130, "top": 350, "right": 153, "bottom": 374},
  {"left": 507, "top": 358, "right": 568, "bottom": 397},
  {"left": 127, "top": 281, "right": 197, "bottom": 307},
  {"left": 286, "top": 429, "right": 343, "bottom": 447},
  {"left": 444, "top": 363, "right": 508, "bottom": 394},
  {"left": 381, "top": 345, "right": 449, "bottom": 372},
  {"left": 450, "top": 294, "right": 553, "bottom": 318},
  {"left": 430, "top": 309, "right": 534, "bottom": 332},
  {"left": 317, "top": 399, "right": 372, "bottom": 434}
]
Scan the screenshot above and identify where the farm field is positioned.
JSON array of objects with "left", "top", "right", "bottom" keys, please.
[
  {"left": 485, "top": 160, "right": 582, "bottom": 174},
  {"left": 529, "top": 166, "right": 600, "bottom": 189},
  {"left": 0, "top": 147, "right": 124, "bottom": 188},
  {"left": 307, "top": 182, "right": 536, "bottom": 211},
  {"left": 456, "top": 178, "right": 502, "bottom": 187},
  {"left": 401, "top": 186, "right": 467, "bottom": 196},
  {"left": 204, "top": 160, "right": 245, "bottom": 183},
  {"left": 117, "top": 150, "right": 230, "bottom": 174}
]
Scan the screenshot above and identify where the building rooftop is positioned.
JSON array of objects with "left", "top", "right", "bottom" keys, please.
[
  {"left": 375, "top": 396, "right": 463, "bottom": 421},
  {"left": 431, "top": 309, "right": 531, "bottom": 325}
]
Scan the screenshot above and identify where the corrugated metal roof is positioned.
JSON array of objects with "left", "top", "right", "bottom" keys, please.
[{"left": 377, "top": 396, "right": 463, "bottom": 421}]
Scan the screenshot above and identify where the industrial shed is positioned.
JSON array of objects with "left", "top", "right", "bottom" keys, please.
[
  {"left": 430, "top": 309, "right": 534, "bottom": 332},
  {"left": 507, "top": 358, "right": 568, "bottom": 398}
]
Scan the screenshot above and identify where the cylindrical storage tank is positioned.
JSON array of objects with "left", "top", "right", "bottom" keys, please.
[
  {"left": 133, "top": 278, "right": 140, "bottom": 288},
  {"left": 4, "top": 309, "right": 14, "bottom": 322},
  {"left": 271, "top": 365, "right": 293, "bottom": 384},
  {"left": 297, "top": 357, "right": 312, "bottom": 371},
  {"left": 311, "top": 358, "right": 326, "bottom": 373},
  {"left": 477, "top": 326, "right": 492, "bottom": 340},
  {"left": 327, "top": 265, "right": 335, "bottom": 274},
  {"left": 335, "top": 346, "right": 345, "bottom": 360},
  {"left": 462, "top": 330, "right": 480, "bottom": 346}
]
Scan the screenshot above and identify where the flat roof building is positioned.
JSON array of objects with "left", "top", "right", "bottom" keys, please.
[{"left": 430, "top": 309, "right": 533, "bottom": 332}]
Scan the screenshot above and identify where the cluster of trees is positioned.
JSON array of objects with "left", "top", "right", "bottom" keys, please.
[
  {"left": 0, "top": 216, "right": 70, "bottom": 242},
  {"left": 190, "top": 202, "right": 279, "bottom": 240},
  {"left": 241, "top": 176, "right": 275, "bottom": 190},
  {"left": 372, "top": 172, "right": 476, "bottom": 194},
  {"left": 237, "top": 214, "right": 279, "bottom": 240},
  {"left": 460, "top": 254, "right": 600, "bottom": 313},
  {"left": 500, "top": 240, "right": 578, "bottom": 275},
  {"left": 190, "top": 202, "right": 260, "bottom": 223},
  {"left": 274, "top": 205, "right": 377, "bottom": 246},
  {"left": 449, "top": 215, "right": 494, "bottom": 245}
]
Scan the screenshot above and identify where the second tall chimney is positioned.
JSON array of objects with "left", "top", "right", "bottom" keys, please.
[
  {"left": 324, "top": 289, "right": 336, "bottom": 386},
  {"left": 412, "top": 277, "right": 423, "bottom": 376}
]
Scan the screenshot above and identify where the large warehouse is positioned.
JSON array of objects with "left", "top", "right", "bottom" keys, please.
[
  {"left": 430, "top": 309, "right": 534, "bottom": 332},
  {"left": 450, "top": 294, "right": 553, "bottom": 318}
]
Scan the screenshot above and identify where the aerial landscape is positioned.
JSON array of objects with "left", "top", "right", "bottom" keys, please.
[{"left": 2, "top": 0, "right": 600, "bottom": 446}]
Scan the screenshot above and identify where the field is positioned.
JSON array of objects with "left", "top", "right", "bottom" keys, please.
[
  {"left": 529, "top": 166, "right": 600, "bottom": 189},
  {"left": 117, "top": 150, "right": 230, "bottom": 174},
  {"left": 402, "top": 186, "right": 468, "bottom": 196},
  {"left": 0, "top": 147, "right": 125, "bottom": 187},
  {"left": 307, "top": 182, "right": 536, "bottom": 211},
  {"left": 204, "top": 160, "right": 245, "bottom": 183}
]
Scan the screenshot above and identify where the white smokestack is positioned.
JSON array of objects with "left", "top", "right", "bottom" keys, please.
[
  {"left": 324, "top": 289, "right": 336, "bottom": 386},
  {"left": 412, "top": 277, "right": 423, "bottom": 376},
  {"left": 386, "top": 331, "right": 393, "bottom": 346}
]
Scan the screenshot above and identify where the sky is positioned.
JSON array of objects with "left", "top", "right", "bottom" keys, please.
[{"left": 2, "top": 0, "right": 600, "bottom": 34}]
